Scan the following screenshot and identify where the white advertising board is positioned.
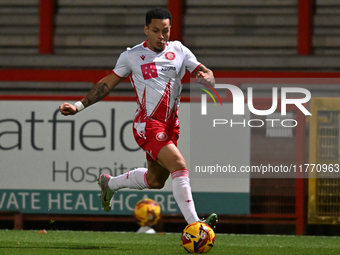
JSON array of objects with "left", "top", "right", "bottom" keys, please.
[{"left": 0, "top": 99, "right": 250, "bottom": 215}]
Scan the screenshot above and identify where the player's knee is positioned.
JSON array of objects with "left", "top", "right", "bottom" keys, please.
[
  {"left": 148, "top": 179, "right": 165, "bottom": 189},
  {"left": 174, "top": 159, "right": 187, "bottom": 171}
]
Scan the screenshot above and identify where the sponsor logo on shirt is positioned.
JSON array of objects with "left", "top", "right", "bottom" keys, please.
[
  {"left": 141, "top": 62, "right": 158, "bottom": 80},
  {"left": 161, "top": 66, "right": 176, "bottom": 72}
]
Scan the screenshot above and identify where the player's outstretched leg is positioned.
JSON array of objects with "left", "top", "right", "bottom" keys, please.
[
  {"left": 201, "top": 213, "right": 218, "bottom": 229},
  {"left": 98, "top": 168, "right": 150, "bottom": 211},
  {"left": 98, "top": 174, "right": 116, "bottom": 212}
]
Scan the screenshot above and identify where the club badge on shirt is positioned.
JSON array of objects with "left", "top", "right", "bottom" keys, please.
[{"left": 165, "top": 51, "right": 176, "bottom": 60}]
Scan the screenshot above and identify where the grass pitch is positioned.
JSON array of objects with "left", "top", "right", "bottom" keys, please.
[{"left": 0, "top": 230, "right": 340, "bottom": 255}]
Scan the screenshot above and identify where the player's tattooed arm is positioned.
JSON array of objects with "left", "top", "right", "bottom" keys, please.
[
  {"left": 81, "top": 73, "right": 124, "bottom": 108},
  {"left": 193, "top": 64, "right": 215, "bottom": 86},
  {"left": 82, "top": 81, "right": 111, "bottom": 107},
  {"left": 59, "top": 73, "right": 124, "bottom": 116}
]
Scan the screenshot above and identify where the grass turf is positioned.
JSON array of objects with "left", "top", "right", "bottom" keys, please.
[{"left": 0, "top": 230, "right": 340, "bottom": 255}]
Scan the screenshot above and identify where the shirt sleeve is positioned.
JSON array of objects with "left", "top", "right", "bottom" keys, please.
[
  {"left": 182, "top": 43, "right": 201, "bottom": 74},
  {"left": 112, "top": 50, "right": 131, "bottom": 78}
]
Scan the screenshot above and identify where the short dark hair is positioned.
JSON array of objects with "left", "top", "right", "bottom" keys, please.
[{"left": 145, "top": 8, "right": 172, "bottom": 26}]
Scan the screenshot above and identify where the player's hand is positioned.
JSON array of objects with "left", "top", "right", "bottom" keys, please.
[
  {"left": 59, "top": 102, "right": 78, "bottom": 116},
  {"left": 196, "top": 71, "right": 215, "bottom": 86}
]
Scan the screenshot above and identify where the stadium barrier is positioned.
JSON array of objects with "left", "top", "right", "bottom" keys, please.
[{"left": 0, "top": 212, "right": 297, "bottom": 232}]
